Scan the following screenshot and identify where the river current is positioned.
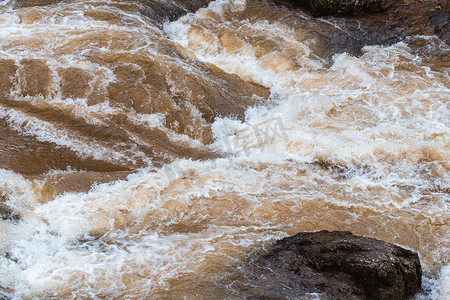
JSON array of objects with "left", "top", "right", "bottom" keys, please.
[{"left": 0, "top": 0, "right": 449, "bottom": 298}]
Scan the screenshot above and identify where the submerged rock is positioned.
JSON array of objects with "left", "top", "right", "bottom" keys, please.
[
  {"left": 0, "top": 202, "right": 20, "bottom": 223},
  {"left": 247, "top": 231, "right": 422, "bottom": 299}
]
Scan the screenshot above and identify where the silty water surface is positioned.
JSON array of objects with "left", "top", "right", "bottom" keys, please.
[{"left": 0, "top": 0, "right": 448, "bottom": 298}]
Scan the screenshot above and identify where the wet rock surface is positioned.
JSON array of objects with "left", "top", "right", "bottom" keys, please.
[
  {"left": 244, "top": 231, "right": 422, "bottom": 299},
  {"left": 138, "top": 0, "right": 211, "bottom": 23},
  {"left": 352, "top": 0, "right": 449, "bottom": 43},
  {"left": 289, "top": 0, "right": 387, "bottom": 16},
  {"left": 273, "top": 0, "right": 449, "bottom": 43}
]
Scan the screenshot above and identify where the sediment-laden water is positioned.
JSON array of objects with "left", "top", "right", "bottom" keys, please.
[{"left": 0, "top": 0, "right": 448, "bottom": 298}]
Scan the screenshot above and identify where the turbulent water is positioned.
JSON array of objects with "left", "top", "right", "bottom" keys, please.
[{"left": 0, "top": 0, "right": 448, "bottom": 298}]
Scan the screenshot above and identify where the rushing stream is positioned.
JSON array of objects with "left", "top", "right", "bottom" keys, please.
[{"left": 0, "top": 0, "right": 449, "bottom": 298}]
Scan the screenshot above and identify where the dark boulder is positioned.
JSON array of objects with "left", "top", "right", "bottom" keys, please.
[
  {"left": 427, "top": 9, "right": 450, "bottom": 42},
  {"left": 245, "top": 231, "right": 422, "bottom": 299},
  {"left": 138, "top": 0, "right": 211, "bottom": 23},
  {"left": 275, "top": 0, "right": 449, "bottom": 43},
  {"left": 355, "top": 0, "right": 449, "bottom": 43},
  {"left": 287, "top": 0, "right": 390, "bottom": 16}
]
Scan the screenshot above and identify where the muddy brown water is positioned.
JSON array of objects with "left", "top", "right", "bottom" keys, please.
[{"left": 0, "top": 0, "right": 448, "bottom": 298}]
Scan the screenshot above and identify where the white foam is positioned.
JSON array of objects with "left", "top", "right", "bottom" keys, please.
[
  {"left": 167, "top": 3, "right": 450, "bottom": 183},
  {"left": 440, "top": 265, "right": 450, "bottom": 299},
  {"left": 1, "top": 167, "right": 283, "bottom": 297},
  {"left": 0, "top": 169, "right": 36, "bottom": 209},
  {"left": 417, "top": 264, "right": 450, "bottom": 300},
  {"left": 1, "top": 0, "right": 449, "bottom": 298}
]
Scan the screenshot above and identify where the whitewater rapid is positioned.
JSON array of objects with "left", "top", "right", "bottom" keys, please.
[{"left": 0, "top": 0, "right": 449, "bottom": 298}]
